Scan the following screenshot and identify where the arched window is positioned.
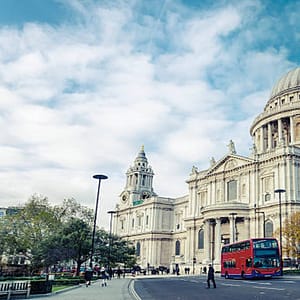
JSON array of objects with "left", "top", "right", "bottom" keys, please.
[
  {"left": 198, "top": 229, "right": 204, "bottom": 249},
  {"left": 175, "top": 240, "right": 180, "bottom": 256},
  {"left": 136, "top": 242, "right": 141, "bottom": 256},
  {"left": 265, "top": 220, "right": 273, "bottom": 237}
]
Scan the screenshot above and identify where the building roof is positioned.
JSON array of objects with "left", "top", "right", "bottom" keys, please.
[{"left": 270, "top": 67, "right": 300, "bottom": 99}]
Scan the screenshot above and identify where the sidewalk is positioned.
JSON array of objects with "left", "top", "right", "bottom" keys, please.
[{"left": 30, "top": 278, "right": 135, "bottom": 300}]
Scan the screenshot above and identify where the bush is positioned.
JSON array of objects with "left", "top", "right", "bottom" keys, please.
[{"left": 52, "top": 278, "right": 84, "bottom": 286}]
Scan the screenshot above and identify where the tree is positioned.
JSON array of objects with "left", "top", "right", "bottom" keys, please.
[
  {"left": 283, "top": 212, "right": 300, "bottom": 259},
  {"left": 1, "top": 194, "right": 60, "bottom": 273},
  {"left": 53, "top": 198, "right": 94, "bottom": 225},
  {"left": 0, "top": 194, "right": 136, "bottom": 275},
  {"left": 40, "top": 218, "right": 92, "bottom": 275},
  {"left": 93, "top": 230, "right": 136, "bottom": 268},
  {"left": 0, "top": 195, "right": 94, "bottom": 275}
]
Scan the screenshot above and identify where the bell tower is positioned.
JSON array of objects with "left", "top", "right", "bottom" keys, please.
[{"left": 120, "top": 146, "right": 156, "bottom": 206}]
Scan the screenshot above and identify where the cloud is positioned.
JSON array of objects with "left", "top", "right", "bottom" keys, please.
[{"left": 0, "top": 0, "right": 296, "bottom": 228}]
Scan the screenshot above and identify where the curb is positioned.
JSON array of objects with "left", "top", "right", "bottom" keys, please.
[{"left": 128, "top": 279, "right": 141, "bottom": 300}]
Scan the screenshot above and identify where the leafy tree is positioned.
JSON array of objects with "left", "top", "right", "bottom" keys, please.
[
  {"left": 93, "top": 230, "right": 136, "bottom": 268},
  {"left": 40, "top": 218, "right": 92, "bottom": 275},
  {"left": 0, "top": 194, "right": 136, "bottom": 275},
  {"left": 53, "top": 198, "right": 94, "bottom": 225},
  {"left": 1, "top": 194, "right": 60, "bottom": 273},
  {"left": 283, "top": 212, "right": 300, "bottom": 259}
]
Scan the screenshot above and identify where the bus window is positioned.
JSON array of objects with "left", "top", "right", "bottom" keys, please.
[{"left": 245, "top": 241, "right": 250, "bottom": 249}]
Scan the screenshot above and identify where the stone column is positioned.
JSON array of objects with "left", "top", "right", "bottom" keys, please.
[
  {"left": 260, "top": 127, "right": 264, "bottom": 153},
  {"left": 189, "top": 186, "right": 194, "bottom": 215},
  {"left": 278, "top": 118, "right": 283, "bottom": 145},
  {"left": 204, "top": 220, "right": 210, "bottom": 262},
  {"left": 214, "top": 218, "right": 221, "bottom": 266},
  {"left": 290, "top": 116, "right": 295, "bottom": 144},
  {"left": 244, "top": 217, "right": 250, "bottom": 239},
  {"left": 268, "top": 123, "right": 272, "bottom": 149},
  {"left": 229, "top": 214, "right": 237, "bottom": 243}
]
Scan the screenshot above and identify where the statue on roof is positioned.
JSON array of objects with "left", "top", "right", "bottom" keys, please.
[
  {"left": 227, "top": 140, "right": 236, "bottom": 154},
  {"left": 251, "top": 143, "right": 257, "bottom": 156},
  {"left": 191, "top": 165, "right": 198, "bottom": 175}
]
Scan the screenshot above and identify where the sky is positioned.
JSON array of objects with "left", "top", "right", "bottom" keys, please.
[{"left": 0, "top": 0, "right": 299, "bottom": 229}]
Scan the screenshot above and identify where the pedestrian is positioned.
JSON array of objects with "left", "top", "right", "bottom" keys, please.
[
  {"left": 108, "top": 267, "right": 113, "bottom": 280},
  {"left": 100, "top": 267, "right": 108, "bottom": 287},
  {"left": 203, "top": 266, "right": 207, "bottom": 274},
  {"left": 116, "top": 267, "right": 122, "bottom": 279},
  {"left": 206, "top": 264, "right": 216, "bottom": 288},
  {"left": 84, "top": 267, "right": 93, "bottom": 287}
]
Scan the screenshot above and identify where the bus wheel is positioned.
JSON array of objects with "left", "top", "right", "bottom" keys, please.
[{"left": 225, "top": 273, "right": 229, "bottom": 279}]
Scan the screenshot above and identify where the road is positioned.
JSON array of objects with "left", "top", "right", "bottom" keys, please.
[{"left": 133, "top": 275, "right": 300, "bottom": 300}]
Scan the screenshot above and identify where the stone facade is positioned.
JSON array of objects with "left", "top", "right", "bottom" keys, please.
[{"left": 113, "top": 67, "right": 300, "bottom": 273}]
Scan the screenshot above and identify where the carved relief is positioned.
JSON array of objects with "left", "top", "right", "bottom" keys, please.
[{"left": 224, "top": 159, "right": 237, "bottom": 171}]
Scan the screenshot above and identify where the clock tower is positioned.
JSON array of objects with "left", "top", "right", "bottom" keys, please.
[{"left": 120, "top": 146, "right": 156, "bottom": 206}]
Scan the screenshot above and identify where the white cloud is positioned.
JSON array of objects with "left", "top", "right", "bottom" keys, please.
[{"left": 0, "top": 0, "right": 296, "bottom": 228}]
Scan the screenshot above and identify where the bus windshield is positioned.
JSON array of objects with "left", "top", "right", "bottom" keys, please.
[
  {"left": 253, "top": 257, "right": 280, "bottom": 268},
  {"left": 253, "top": 239, "right": 280, "bottom": 268}
]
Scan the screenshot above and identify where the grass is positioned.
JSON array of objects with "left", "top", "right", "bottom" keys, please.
[{"left": 52, "top": 285, "right": 72, "bottom": 292}]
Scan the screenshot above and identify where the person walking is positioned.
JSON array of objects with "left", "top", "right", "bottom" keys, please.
[
  {"left": 100, "top": 267, "right": 108, "bottom": 287},
  {"left": 84, "top": 267, "right": 93, "bottom": 287},
  {"left": 206, "top": 264, "right": 216, "bottom": 288}
]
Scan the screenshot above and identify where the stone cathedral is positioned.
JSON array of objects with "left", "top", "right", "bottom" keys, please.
[{"left": 113, "top": 67, "right": 300, "bottom": 273}]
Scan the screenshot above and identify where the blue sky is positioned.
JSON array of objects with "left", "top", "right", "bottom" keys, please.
[{"left": 0, "top": 0, "right": 299, "bottom": 228}]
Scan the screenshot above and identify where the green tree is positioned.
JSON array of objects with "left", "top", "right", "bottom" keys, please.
[
  {"left": 40, "top": 218, "right": 92, "bottom": 275},
  {"left": 283, "top": 212, "right": 300, "bottom": 259},
  {"left": 2, "top": 194, "right": 59, "bottom": 273},
  {"left": 53, "top": 198, "right": 94, "bottom": 224},
  {"left": 93, "top": 230, "right": 136, "bottom": 268}
]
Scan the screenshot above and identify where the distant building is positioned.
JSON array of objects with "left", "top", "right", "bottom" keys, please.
[
  {"left": 114, "top": 67, "right": 300, "bottom": 273},
  {"left": 0, "top": 207, "right": 19, "bottom": 218},
  {"left": 0, "top": 207, "right": 6, "bottom": 218},
  {"left": 0, "top": 206, "right": 29, "bottom": 275}
]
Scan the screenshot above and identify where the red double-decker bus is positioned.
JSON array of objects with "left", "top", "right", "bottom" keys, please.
[{"left": 221, "top": 238, "right": 281, "bottom": 279}]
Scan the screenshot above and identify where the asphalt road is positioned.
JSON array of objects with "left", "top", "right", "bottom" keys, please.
[{"left": 133, "top": 275, "right": 300, "bottom": 300}]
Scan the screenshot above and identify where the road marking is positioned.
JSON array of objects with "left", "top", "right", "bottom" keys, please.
[
  {"left": 280, "top": 280, "right": 295, "bottom": 283},
  {"left": 253, "top": 286, "right": 284, "bottom": 291},
  {"left": 221, "top": 283, "right": 241, "bottom": 287},
  {"left": 257, "top": 282, "right": 271, "bottom": 285}
]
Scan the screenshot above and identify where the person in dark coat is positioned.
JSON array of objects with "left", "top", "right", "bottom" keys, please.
[
  {"left": 100, "top": 267, "right": 108, "bottom": 287},
  {"left": 206, "top": 264, "right": 216, "bottom": 288},
  {"left": 84, "top": 268, "right": 93, "bottom": 287}
]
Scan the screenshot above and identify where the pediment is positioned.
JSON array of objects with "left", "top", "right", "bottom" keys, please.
[{"left": 207, "top": 154, "right": 254, "bottom": 175}]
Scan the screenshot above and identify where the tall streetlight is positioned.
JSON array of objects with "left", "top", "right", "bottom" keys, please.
[
  {"left": 275, "top": 188, "right": 286, "bottom": 275},
  {"left": 108, "top": 210, "right": 116, "bottom": 269},
  {"left": 254, "top": 204, "right": 265, "bottom": 238},
  {"left": 90, "top": 174, "right": 108, "bottom": 268}
]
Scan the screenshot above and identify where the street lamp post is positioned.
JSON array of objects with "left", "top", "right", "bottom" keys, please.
[
  {"left": 90, "top": 174, "right": 108, "bottom": 269},
  {"left": 274, "top": 188, "right": 286, "bottom": 276},
  {"left": 108, "top": 210, "right": 116, "bottom": 269}
]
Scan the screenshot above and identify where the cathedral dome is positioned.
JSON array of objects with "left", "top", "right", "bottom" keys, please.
[{"left": 269, "top": 67, "right": 300, "bottom": 99}]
